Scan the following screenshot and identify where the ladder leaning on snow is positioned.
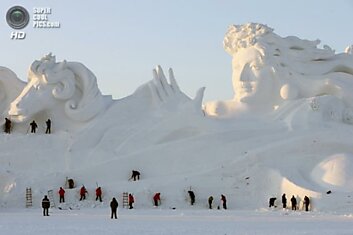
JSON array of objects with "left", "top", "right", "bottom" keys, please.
[
  {"left": 122, "top": 192, "right": 128, "bottom": 208},
  {"left": 25, "top": 187, "right": 32, "bottom": 208},
  {"left": 47, "top": 190, "right": 56, "bottom": 208}
]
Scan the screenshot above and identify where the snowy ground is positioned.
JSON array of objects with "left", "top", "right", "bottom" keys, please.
[{"left": 1, "top": 208, "right": 353, "bottom": 235}]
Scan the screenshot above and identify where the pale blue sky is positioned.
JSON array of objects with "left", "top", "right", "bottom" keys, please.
[{"left": 1, "top": 0, "right": 352, "bottom": 102}]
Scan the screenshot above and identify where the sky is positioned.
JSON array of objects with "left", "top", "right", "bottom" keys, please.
[{"left": 1, "top": 0, "right": 353, "bottom": 102}]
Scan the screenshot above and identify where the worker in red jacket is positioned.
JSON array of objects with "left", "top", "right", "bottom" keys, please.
[
  {"left": 96, "top": 187, "right": 102, "bottom": 202},
  {"left": 128, "top": 193, "right": 134, "bottom": 209},
  {"left": 153, "top": 192, "right": 161, "bottom": 207},
  {"left": 79, "top": 186, "right": 87, "bottom": 201},
  {"left": 58, "top": 187, "right": 65, "bottom": 203}
]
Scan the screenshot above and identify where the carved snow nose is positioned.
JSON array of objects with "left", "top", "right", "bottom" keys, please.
[{"left": 239, "top": 65, "right": 251, "bottom": 82}]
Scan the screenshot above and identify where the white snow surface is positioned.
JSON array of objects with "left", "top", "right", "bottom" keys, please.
[
  {"left": 2, "top": 208, "right": 353, "bottom": 235},
  {"left": 1, "top": 22, "right": 353, "bottom": 233}
]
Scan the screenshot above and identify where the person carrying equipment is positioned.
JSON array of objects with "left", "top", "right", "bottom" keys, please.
[{"left": 96, "top": 187, "right": 102, "bottom": 202}]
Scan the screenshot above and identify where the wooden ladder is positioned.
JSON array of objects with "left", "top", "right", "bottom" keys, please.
[
  {"left": 122, "top": 192, "right": 128, "bottom": 208},
  {"left": 25, "top": 187, "right": 32, "bottom": 208}
]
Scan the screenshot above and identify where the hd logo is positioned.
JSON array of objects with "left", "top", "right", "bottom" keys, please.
[{"left": 6, "top": 6, "right": 30, "bottom": 40}]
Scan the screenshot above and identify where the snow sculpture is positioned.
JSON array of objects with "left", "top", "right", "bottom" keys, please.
[
  {"left": 0, "top": 67, "right": 25, "bottom": 118},
  {"left": 9, "top": 53, "right": 111, "bottom": 124},
  {"left": 133, "top": 65, "right": 205, "bottom": 115},
  {"left": 206, "top": 23, "right": 353, "bottom": 121}
]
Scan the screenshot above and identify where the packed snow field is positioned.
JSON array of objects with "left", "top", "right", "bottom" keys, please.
[{"left": 2, "top": 208, "right": 353, "bottom": 235}]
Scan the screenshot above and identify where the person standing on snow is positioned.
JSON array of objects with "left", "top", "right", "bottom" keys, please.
[
  {"left": 281, "top": 193, "right": 287, "bottom": 209},
  {"left": 221, "top": 194, "right": 227, "bottom": 210},
  {"left": 30, "top": 120, "right": 38, "bottom": 133},
  {"left": 79, "top": 186, "right": 87, "bottom": 201},
  {"left": 269, "top": 197, "right": 276, "bottom": 208},
  {"left": 188, "top": 190, "right": 195, "bottom": 205},
  {"left": 4, "top": 118, "right": 11, "bottom": 133},
  {"left": 42, "top": 195, "right": 50, "bottom": 216},
  {"left": 96, "top": 187, "right": 102, "bottom": 202},
  {"left": 110, "top": 197, "right": 118, "bottom": 219},
  {"left": 290, "top": 195, "right": 297, "bottom": 210},
  {"left": 208, "top": 196, "right": 214, "bottom": 209},
  {"left": 128, "top": 193, "right": 134, "bottom": 209},
  {"left": 153, "top": 193, "right": 161, "bottom": 207},
  {"left": 304, "top": 196, "right": 310, "bottom": 211},
  {"left": 58, "top": 187, "right": 65, "bottom": 203},
  {"left": 45, "top": 119, "right": 51, "bottom": 134}
]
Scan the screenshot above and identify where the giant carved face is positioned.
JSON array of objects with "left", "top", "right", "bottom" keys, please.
[{"left": 232, "top": 47, "right": 276, "bottom": 107}]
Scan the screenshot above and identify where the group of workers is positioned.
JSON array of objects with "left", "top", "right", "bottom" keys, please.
[
  {"left": 269, "top": 193, "right": 311, "bottom": 211},
  {"left": 4, "top": 118, "right": 51, "bottom": 134}
]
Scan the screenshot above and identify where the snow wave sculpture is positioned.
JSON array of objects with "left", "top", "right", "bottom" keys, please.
[
  {"left": 9, "top": 53, "right": 111, "bottom": 124},
  {"left": 0, "top": 67, "right": 25, "bottom": 119},
  {"left": 206, "top": 23, "right": 353, "bottom": 119}
]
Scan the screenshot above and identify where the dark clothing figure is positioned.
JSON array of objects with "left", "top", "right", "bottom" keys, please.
[
  {"left": 30, "top": 120, "right": 38, "bottom": 133},
  {"left": 42, "top": 195, "right": 50, "bottom": 216},
  {"left": 58, "top": 187, "right": 65, "bottom": 203},
  {"left": 96, "top": 187, "right": 102, "bottom": 202},
  {"left": 153, "top": 193, "right": 161, "bottom": 207},
  {"left": 110, "top": 197, "right": 118, "bottom": 219},
  {"left": 128, "top": 194, "right": 134, "bottom": 209},
  {"left": 45, "top": 119, "right": 51, "bottom": 134},
  {"left": 221, "top": 194, "right": 227, "bottom": 210},
  {"left": 282, "top": 193, "right": 287, "bottom": 209},
  {"left": 290, "top": 196, "right": 297, "bottom": 210},
  {"left": 4, "top": 118, "right": 11, "bottom": 133},
  {"left": 68, "top": 179, "right": 74, "bottom": 189},
  {"left": 208, "top": 196, "right": 214, "bottom": 209},
  {"left": 188, "top": 190, "right": 195, "bottom": 205},
  {"left": 79, "top": 186, "right": 87, "bottom": 201},
  {"left": 304, "top": 196, "right": 310, "bottom": 211},
  {"left": 269, "top": 197, "right": 276, "bottom": 208},
  {"left": 130, "top": 170, "right": 140, "bottom": 181}
]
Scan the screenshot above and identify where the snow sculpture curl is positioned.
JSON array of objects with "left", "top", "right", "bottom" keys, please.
[
  {"left": 9, "top": 53, "right": 109, "bottom": 123},
  {"left": 206, "top": 23, "right": 353, "bottom": 119}
]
